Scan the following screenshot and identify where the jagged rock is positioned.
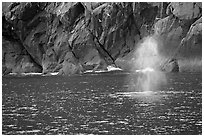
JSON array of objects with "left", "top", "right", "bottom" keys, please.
[
  {"left": 82, "top": 2, "right": 104, "bottom": 11},
  {"left": 56, "top": 2, "right": 85, "bottom": 29},
  {"left": 167, "top": 2, "right": 201, "bottom": 37},
  {"left": 58, "top": 52, "right": 83, "bottom": 75},
  {"left": 154, "top": 4, "right": 202, "bottom": 59},
  {"left": 92, "top": 2, "right": 145, "bottom": 61},
  {"left": 154, "top": 3, "right": 202, "bottom": 72},
  {"left": 67, "top": 15, "right": 106, "bottom": 71},
  {"left": 162, "top": 58, "right": 179, "bottom": 72},
  {"left": 2, "top": 2, "right": 49, "bottom": 68},
  {"left": 154, "top": 15, "right": 183, "bottom": 57},
  {"left": 54, "top": 31, "right": 70, "bottom": 64},
  {"left": 23, "top": 16, "right": 48, "bottom": 65},
  {"left": 2, "top": 38, "right": 42, "bottom": 75},
  {"left": 42, "top": 48, "right": 58, "bottom": 74},
  {"left": 2, "top": 66, "right": 12, "bottom": 76},
  {"left": 115, "top": 50, "right": 135, "bottom": 72},
  {"left": 168, "top": 2, "right": 201, "bottom": 20},
  {"left": 12, "top": 55, "right": 42, "bottom": 73},
  {"left": 2, "top": 2, "right": 202, "bottom": 74},
  {"left": 178, "top": 17, "right": 202, "bottom": 58}
]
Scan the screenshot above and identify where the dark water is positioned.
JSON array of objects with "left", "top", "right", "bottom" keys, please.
[{"left": 2, "top": 72, "right": 202, "bottom": 135}]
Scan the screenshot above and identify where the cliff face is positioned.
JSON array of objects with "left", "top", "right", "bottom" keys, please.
[{"left": 2, "top": 2, "right": 202, "bottom": 75}]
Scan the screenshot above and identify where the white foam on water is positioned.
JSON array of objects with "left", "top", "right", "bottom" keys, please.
[
  {"left": 22, "top": 73, "right": 42, "bottom": 75},
  {"left": 8, "top": 72, "right": 59, "bottom": 76},
  {"left": 135, "top": 67, "right": 154, "bottom": 73},
  {"left": 107, "top": 65, "right": 122, "bottom": 71},
  {"left": 9, "top": 73, "right": 18, "bottom": 75},
  {"left": 84, "top": 70, "right": 106, "bottom": 73},
  {"left": 136, "top": 90, "right": 155, "bottom": 95},
  {"left": 42, "top": 72, "right": 59, "bottom": 76},
  {"left": 110, "top": 90, "right": 163, "bottom": 103},
  {"left": 117, "top": 90, "right": 154, "bottom": 96},
  {"left": 84, "top": 65, "right": 122, "bottom": 74},
  {"left": 16, "top": 130, "right": 41, "bottom": 134},
  {"left": 50, "top": 72, "right": 59, "bottom": 75},
  {"left": 8, "top": 72, "right": 42, "bottom": 76},
  {"left": 9, "top": 66, "right": 122, "bottom": 76}
]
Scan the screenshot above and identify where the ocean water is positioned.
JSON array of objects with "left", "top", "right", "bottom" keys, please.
[{"left": 2, "top": 72, "right": 202, "bottom": 135}]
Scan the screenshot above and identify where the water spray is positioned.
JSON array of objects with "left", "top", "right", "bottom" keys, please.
[{"left": 130, "top": 36, "right": 166, "bottom": 92}]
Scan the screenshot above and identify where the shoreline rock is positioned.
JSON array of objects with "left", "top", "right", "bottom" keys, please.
[{"left": 2, "top": 2, "right": 202, "bottom": 75}]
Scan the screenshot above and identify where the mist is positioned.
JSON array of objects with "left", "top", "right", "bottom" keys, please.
[{"left": 129, "top": 35, "right": 167, "bottom": 92}]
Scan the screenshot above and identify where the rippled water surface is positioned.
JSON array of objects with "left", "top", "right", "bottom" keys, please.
[{"left": 2, "top": 72, "right": 202, "bottom": 135}]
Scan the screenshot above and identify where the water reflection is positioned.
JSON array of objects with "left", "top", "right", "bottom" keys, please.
[{"left": 110, "top": 90, "right": 163, "bottom": 103}]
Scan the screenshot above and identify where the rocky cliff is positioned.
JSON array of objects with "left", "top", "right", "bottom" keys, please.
[{"left": 2, "top": 2, "right": 202, "bottom": 75}]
